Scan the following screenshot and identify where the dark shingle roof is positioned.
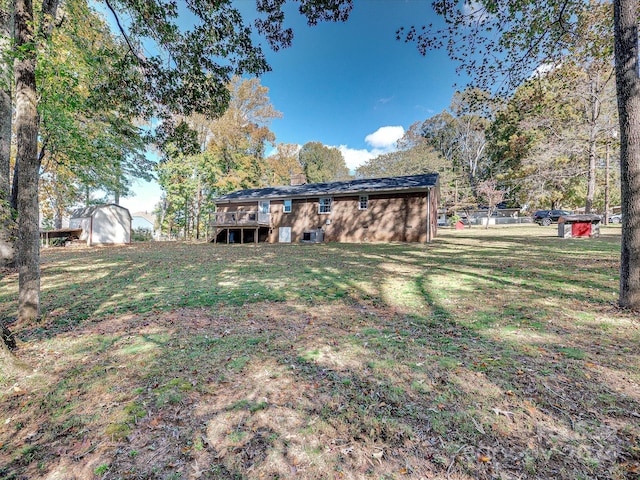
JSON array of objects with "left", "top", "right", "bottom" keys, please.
[{"left": 214, "top": 173, "right": 439, "bottom": 203}]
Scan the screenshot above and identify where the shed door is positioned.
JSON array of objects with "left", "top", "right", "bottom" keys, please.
[{"left": 278, "top": 227, "right": 291, "bottom": 243}]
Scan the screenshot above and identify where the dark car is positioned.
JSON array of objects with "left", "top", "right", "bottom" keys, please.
[{"left": 533, "top": 209, "right": 572, "bottom": 226}]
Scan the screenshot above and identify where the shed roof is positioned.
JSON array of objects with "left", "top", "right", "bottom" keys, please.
[
  {"left": 214, "top": 173, "right": 439, "bottom": 204},
  {"left": 70, "top": 203, "right": 131, "bottom": 219}
]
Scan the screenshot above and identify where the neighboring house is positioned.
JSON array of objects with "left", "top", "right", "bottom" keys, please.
[
  {"left": 212, "top": 173, "right": 439, "bottom": 244},
  {"left": 131, "top": 211, "right": 160, "bottom": 239},
  {"left": 132, "top": 212, "right": 155, "bottom": 231},
  {"left": 69, "top": 204, "right": 132, "bottom": 246}
]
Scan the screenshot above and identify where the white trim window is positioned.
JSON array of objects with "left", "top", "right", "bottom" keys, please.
[
  {"left": 359, "top": 195, "right": 369, "bottom": 210},
  {"left": 258, "top": 200, "right": 270, "bottom": 214},
  {"left": 283, "top": 199, "right": 292, "bottom": 213},
  {"left": 318, "top": 197, "right": 332, "bottom": 214}
]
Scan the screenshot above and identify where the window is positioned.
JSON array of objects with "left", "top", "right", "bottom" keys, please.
[
  {"left": 359, "top": 195, "right": 369, "bottom": 210},
  {"left": 319, "top": 197, "right": 332, "bottom": 214},
  {"left": 283, "top": 199, "right": 292, "bottom": 213},
  {"left": 258, "top": 200, "right": 270, "bottom": 214}
]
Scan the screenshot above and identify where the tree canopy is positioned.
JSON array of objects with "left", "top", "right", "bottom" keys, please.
[
  {"left": 298, "top": 141, "right": 351, "bottom": 183},
  {"left": 156, "top": 76, "right": 281, "bottom": 239}
]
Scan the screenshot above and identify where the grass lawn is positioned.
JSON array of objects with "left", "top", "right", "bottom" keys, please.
[{"left": 0, "top": 225, "right": 638, "bottom": 479}]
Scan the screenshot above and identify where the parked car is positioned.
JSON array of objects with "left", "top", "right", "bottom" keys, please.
[
  {"left": 533, "top": 209, "right": 572, "bottom": 226},
  {"left": 609, "top": 213, "right": 622, "bottom": 224}
]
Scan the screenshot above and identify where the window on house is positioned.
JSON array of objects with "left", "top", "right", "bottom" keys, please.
[
  {"left": 359, "top": 195, "right": 369, "bottom": 210},
  {"left": 283, "top": 199, "right": 292, "bottom": 213},
  {"left": 319, "top": 197, "right": 332, "bottom": 214}
]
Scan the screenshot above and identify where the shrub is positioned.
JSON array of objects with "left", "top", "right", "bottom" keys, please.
[{"left": 132, "top": 227, "right": 153, "bottom": 242}]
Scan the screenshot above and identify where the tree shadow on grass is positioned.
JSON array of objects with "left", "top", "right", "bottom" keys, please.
[{"left": 0, "top": 237, "right": 637, "bottom": 478}]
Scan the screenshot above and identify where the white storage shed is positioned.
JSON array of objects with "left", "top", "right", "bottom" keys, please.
[{"left": 69, "top": 204, "right": 132, "bottom": 246}]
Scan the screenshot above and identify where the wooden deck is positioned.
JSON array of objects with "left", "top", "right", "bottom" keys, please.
[
  {"left": 210, "top": 211, "right": 270, "bottom": 244},
  {"left": 211, "top": 211, "right": 270, "bottom": 227}
]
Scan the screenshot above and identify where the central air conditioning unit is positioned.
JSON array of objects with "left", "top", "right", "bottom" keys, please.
[{"left": 301, "top": 229, "right": 324, "bottom": 243}]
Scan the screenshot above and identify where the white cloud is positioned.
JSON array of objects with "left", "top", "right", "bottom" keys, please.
[
  {"left": 364, "top": 126, "right": 404, "bottom": 149},
  {"left": 530, "top": 62, "right": 556, "bottom": 79},
  {"left": 119, "top": 179, "right": 163, "bottom": 214},
  {"left": 339, "top": 146, "right": 377, "bottom": 172},
  {"left": 328, "top": 125, "right": 406, "bottom": 172}
]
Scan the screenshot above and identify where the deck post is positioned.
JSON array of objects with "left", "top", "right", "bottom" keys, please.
[
  {"left": 241, "top": 228, "right": 244, "bottom": 244},
  {"left": 255, "top": 227, "right": 258, "bottom": 244}
]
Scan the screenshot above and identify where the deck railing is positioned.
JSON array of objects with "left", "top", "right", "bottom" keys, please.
[{"left": 212, "top": 211, "right": 270, "bottom": 226}]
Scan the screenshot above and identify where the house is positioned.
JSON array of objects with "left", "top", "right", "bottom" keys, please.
[
  {"left": 69, "top": 204, "right": 132, "bottom": 246},
  {"left": 131, "top": 211, "right": 160, "bottom": 240},
  {"left": 132, "top": 212, "right": 155, "bottom": 231},
  {"left": 212, "top": 173, "right": 439, "bottom": 244}
]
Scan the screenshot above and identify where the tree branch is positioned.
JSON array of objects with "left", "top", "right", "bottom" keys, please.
[
  {"left": 103, "top": 0, "right": 147, "bottom": 66},
  {"left": 37, "top": 135, "right": 48, "bottom": 163}
]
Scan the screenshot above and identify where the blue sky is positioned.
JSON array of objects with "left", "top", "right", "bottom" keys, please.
[{"left": 119, "top": 0, "right": 464, "bottom": 213}]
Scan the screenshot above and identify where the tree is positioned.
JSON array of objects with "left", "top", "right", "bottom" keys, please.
[
  {"left": 1, "top": 0, "right": 357, "bottom": 364},
  {"left": 558, "top": 1, "right": 616, "bottom": 214},
  {"left": 39, "top": 162, "right": 78, "bottom": 229},
  {"left": 265, "top": 143, "right": 303, "bottom": 186},
  {"left": 157, "top": 76, "right": 281, "bottom": 239},
  {"left": 207, "top": 76, "right": 281, "bottom": 193},
  {"left": 355, "top": 141, "right": 444, "bottom": 179},
  {"left": 477, "top": 179, "right": 505, "bottom": 229},
  {"left": 413, "top": 91, "right": 494, "bottom": 200},
  {"left": 409, "top": 105, "right": 489, "bottom": 217},
  {"left": 400, "top": 0, "right": 640, "bottom": 310},
  {"left": 0, "top": 0, "right": 14, "bottom": 269},
  {"left": 298, "top": 141, "right": 351, "bottom": 183},
  {"left": 14, "top": 0, "right": 58, "bottom": 324},
  {"left": 486, "top": 76, "right": 589, "bottom": 210},
  {"left": 157, "top": 150, "right": 201, "bottom": 239},
  {"left": 7, "top": 0, "right": 303, "bottom": 326},
  {"left": 13, "top": 0, "right": 152, "bottom": 326},
  {"left": 614, "top": 0, "right": 640, "bottom": 308}
]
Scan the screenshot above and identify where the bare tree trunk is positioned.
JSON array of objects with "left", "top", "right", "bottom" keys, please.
[
  {"left": 15, "top": 0, "right": 40, "bottom": 322},
  {"left": 12, "top": 0, "right": 59, "bottom": 323},
  {"left": 614, "top": 0, "right": 640, "bottom": 309},
  {"left": 10, "top": 157, "right": 17, "bottom": 209},
  {"left": 0, "top": 1, "right": 15, "bottom": 268},
  {"left": 195, "top": 179, "right": 201, "bottom": 240},
  {"left": 585, "top": 129, "right": 597, "bottom": 214},
  {"left": 184, "top": 198, "right": 188, "bottom": 240},
  {"left": 604, "top": 141, "right": 610, "bottom": 225},
  {"left": 159, "top": 196, "right": 167, "bottom": 238},
  {"left": 0, "top": 0, "right": 19, "bottom": 359},
  {"left": 585, "top": 82, "right": 600, "bottom": 214},
  {"left": 53, "top": 187, "right": 64, "bottom": 229}
]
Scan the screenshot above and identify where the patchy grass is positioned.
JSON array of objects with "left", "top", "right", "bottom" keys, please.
[{"left": 0, "top": 225, "right": 638, "bottom": 479}]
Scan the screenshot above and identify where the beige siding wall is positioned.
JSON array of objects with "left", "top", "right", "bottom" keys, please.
[{"left": 215, "top": 191, "right": 433, "bottom": 243}]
